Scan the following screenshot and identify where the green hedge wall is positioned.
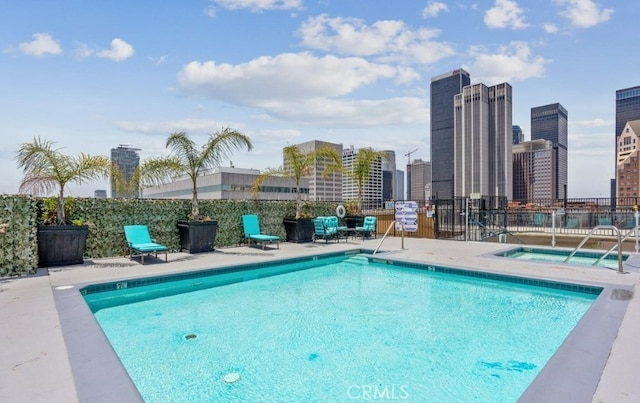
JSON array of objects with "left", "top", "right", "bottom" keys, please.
[{"left": 0, "top": 196, "right": 337, "bottom": 276}]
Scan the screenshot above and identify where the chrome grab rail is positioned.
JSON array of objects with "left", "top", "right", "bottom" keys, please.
[
  {"left": 373, "top": 220, "right": 397, "bottom": 254},
  {"left": 593, "top": 226, "right": 638, "bottom": 266},
  {"left": 564, "top": 225, "right": 624, "bottom": 273}
]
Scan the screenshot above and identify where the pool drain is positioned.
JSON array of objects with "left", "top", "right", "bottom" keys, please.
[
  {"left": 223, "top": 372, "right": 241, "bottom": 383},
  {"left": 184, "top": 333, "right": 197, "bottom": 340}
]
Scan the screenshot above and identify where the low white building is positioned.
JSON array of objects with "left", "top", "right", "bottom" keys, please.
[{"left": 141, "top": 167, "right": 308, "bottom": 201}]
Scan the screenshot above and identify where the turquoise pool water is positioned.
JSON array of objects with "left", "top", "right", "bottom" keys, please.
[
  {"left": 83, "top": 254, "right": 598, "bottom": 402},
  {"left": 497, "top": 247, "right": 628, "bottom": 269}
]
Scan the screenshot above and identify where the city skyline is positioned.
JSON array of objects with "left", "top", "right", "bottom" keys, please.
[{"left": 1, "top": 1, "right": 633, "bottom": 199}]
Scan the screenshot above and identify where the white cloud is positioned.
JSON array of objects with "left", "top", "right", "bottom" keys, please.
[
  {"left": 18, "top": 33, "right": 62, "bottom": 56},
  {"left": 298, "top": 15, "right": 454, "bottom": 65},
  {"left": 484, "top": 0, "right": 529, "bottom": 30},
  {"left": 209, "top": 0, "right": 302, "bottom": 12},
  {"left": 543, "top": 24, "right": 559, "bottom": 33},
  {"left": 178, "top": 52, "right": 399, "bottom": 103},
  {"left": 465, "top": 41, "right": 549, "bottom": 84},
  {"left": 422, "top": 1, "right": 449, "bottom": 18},
  {"left": 114, "top": 118, "right": 239, "bottom": 134},
  {"left": 177, "top": 52, "right": 427, "bottom": 127},
  {"left": 97, "top": 38, "right": 134, "bottom": 62},
  {"left": 571, "top": 118, "right": 613, "bottom": 128},
  {"left": 556, "top": 0, "right": 613, "bottom": 28}
]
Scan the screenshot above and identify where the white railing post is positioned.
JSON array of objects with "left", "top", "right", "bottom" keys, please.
[{"left": 551, "top": 210, "right": 556, "bottom": 248}]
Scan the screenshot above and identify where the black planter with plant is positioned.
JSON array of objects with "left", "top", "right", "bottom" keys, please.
[
  {"left": 177, "top": 219, "right": 218, "bottom": 253},
  {"left": 37, "top": 224, "right": 89, "bottom": 267},
  {"left": 134, "top": 128, "right": 253, "bottom": 254},
  {"left": 283, "top": 217, "right": 314, "bottom": 243},
  {"left": 16, "top": 137, "right": 115, "bottom": 268}
]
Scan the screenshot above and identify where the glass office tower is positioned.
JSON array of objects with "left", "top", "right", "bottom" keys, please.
[
  {"left": 531, "top": 103, "right": 568, "bottom": 200},
  {"left": 430, "top": 68, "right": 471, "bottom": 200}
]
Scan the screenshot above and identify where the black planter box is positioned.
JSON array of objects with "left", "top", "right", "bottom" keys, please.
[
  {"left": 177, "top": 220, "right": 218, "bottom": 253},
  {"left": 344, "top": 215, "right": 365, "bottom": 229},
  {"left": 283, "top": 217, "right": 314, "bottom": 243},
  {"left": 37, "top": 225, "right": 89, "bottom": 267}
]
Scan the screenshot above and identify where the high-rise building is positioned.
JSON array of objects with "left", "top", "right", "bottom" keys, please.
[
  {"left": 453, "top": 82, "right": 513, "bottom": 199},
  {"left": 430, "top": 68, "right": 471, "bottom": 200},
  {"left": 531, "top": 103, "right": 568, "bottom": 199},
  {"left": 395, "top": 169, "right": 405, "bottom": 200},
  {"left": 616, "top": 120, "right": 640, "bottom": 200},
  {"left": 616, "top": 85, "right": 640, "bottom": 143},
  {"left": 342, "top": 146, "right": 383, "bottom": 209},
  {"left": 381, "top": 150, "right": 397, "bottom": 201},
  {"left": 512, "top": 125, "right": 524, "bottom": 144},
  {"left": 512, "top": 139, "right": 556, "bottom": 201},
  {"left": 406, "top": 159, "right": 431, "bottom": 202},
  {"left": 290, "top": 140, "right": 342, "bottom": 201},
  {"left": 615, "top": 86, "right": 640, "bottom": 200},
  {"left": 110, "top": 145, "right": 140, "bottom": 198}
]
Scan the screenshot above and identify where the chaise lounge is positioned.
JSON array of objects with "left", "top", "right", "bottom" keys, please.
[
  {"left": 242, "top": 214, "right": 280, "bottom": 250},
  {"left": 123, "top": 225, "right": 168, "bottom": 264}
]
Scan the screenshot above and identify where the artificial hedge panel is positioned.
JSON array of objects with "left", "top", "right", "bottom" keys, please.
[
  {"left": 0, "top": 195, "right": 38, "bottom": 275},
  {"left": 0, "top": 196, "right": 340, "bottom": 275}
]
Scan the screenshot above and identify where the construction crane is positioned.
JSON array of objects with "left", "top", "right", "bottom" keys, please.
[{"left": 404, "top": 148, "right": 419, "bottom": 165}]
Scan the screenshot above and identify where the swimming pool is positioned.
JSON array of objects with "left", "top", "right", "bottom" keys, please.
[
  {"left": 78, "top": 252, "right": 600, "bottom": 402},
  {"left": 494, "top": 246, "right": 629, "bottom": 270}
]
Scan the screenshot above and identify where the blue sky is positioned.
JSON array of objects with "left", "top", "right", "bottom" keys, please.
[{"left": 1, "top": 0, "right": 634, "bottom": 198}]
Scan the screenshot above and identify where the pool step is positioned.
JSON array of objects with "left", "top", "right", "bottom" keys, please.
[{"left": 343, "top": 254, "right": 371, "bottom": 265}]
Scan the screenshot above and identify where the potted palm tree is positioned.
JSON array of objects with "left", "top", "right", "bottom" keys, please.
[
  {"left": 135, "top": 128, "right": 252, "bottom": 253},
  {"left": 252, "top": 144, "right": 342, "bottom": 242},
  {"left": 16, "top": 137, "right": 115, "bottom": 267},
  {"left": 343, "top": 148, "right": 386, "bottom": 228}
]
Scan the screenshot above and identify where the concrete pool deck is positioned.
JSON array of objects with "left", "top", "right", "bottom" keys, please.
[{"left": 1, "top": 236, "right": 639, "bottom": 402}]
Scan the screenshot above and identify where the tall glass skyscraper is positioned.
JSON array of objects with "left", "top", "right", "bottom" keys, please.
[
  {"left": 616, "top": 85, "right": 640, "bottom": 140},
  {"left": 110, "top": 145, "right": 140, "bottom": 198},
  {"left": 531, "top": 103, "right": 568, "bottom": 200},
  {"left": 430, "top": 68, "right": 470, "bottom": 200}
]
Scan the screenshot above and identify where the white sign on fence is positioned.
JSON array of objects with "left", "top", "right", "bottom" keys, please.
[{"left": 395, "top": 201, "right": 418, "bottom": 232}]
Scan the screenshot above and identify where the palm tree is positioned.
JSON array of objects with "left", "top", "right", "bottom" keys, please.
[
  {"left": 343, "top": 148, "right": 386, "bottom": 215},
  {"left": 136, "top": 128, "right": 253, "bottom": 220},
  {"left": 16, "top": 137, "right": 114, "bottom": 225},
  {"left": 252, "top": 144, "right": 342, "bottom": 218}
]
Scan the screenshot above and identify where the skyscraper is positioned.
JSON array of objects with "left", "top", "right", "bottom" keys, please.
[
  {"left": 290, "top": 140, "right": 342, "bottom": 201},
  {"left": 342, "top": 146, "right": 383, "bottom": 209},
  {"left": 406, "top": 159, "right": 431, "bottom": 201},
  {"left": 531, "top": 103, "right": 568, "bottom": 199},
  {"left": 616, "top": 85, "right": 640, "bottom": 141},
  {"left": 616, "top": 120, "right": 640, "bottom": 200},
  {"left": 453, "top": 82, "right": 513, "bottom": 199},
  {"left": 615, "top": 86, "right": 640, "bottom": 201},
  {"left": 430, "top": 68, "right": 471, "bottom": 200},
  {"left": 512, "top": 139, "right": 556, "bottom": 201},
  {"left": 512, "top": 125, "right": 524, "bottom": 144},
  {"left": 111, "top": 145, "right": 140, "bottom": 198},
  {"left": 381, "top": 150, "right": 397, "bottom": 201}
]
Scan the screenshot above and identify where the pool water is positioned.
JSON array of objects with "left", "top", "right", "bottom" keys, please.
[
  {"left": 497, "top": 247, "right": 628, "bottom": 269},
  {"left": 84, "top": 254, "right": 597, "bottom": 402}
]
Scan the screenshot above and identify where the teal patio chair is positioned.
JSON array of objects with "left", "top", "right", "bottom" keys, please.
[
  {"left": 242, "top": 214, "right": 280, "bottom": 250},
  {"left": 123, "top": 225, "right": 168, "bottom": 264},
  {"left": 355, "top": 216, "right": 377, "bottom": 239},
  {"left": 312, "top": 216, "right": 339, "bottom": 243}
]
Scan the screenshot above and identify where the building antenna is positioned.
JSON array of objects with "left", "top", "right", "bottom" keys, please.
[{"left": 404, "top": 148, "right": 419, "bottom": 165}]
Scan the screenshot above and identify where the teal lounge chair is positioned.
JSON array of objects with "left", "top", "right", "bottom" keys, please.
[
  {"left": 242, "top": 214, "right": 280, "bottom": 250},
  {"left": 355, "top": 216, "right": 377, "bottom": 239},
  {"left": 313, "top": 216, "right": 339, "bottom": 243},
  {"left": 123, "top": 225, "right": 168, "bottom": 264}
]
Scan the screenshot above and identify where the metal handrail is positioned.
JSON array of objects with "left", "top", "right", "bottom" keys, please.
[
  {"left": 564, "top": 225, "right": 624, "bottom": 273},
  {"left": 373, "top": 220, "right": 397, "bottom": 254},
  {"left": 593, "top": 226, "right": 639, "bottom": 266}
]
